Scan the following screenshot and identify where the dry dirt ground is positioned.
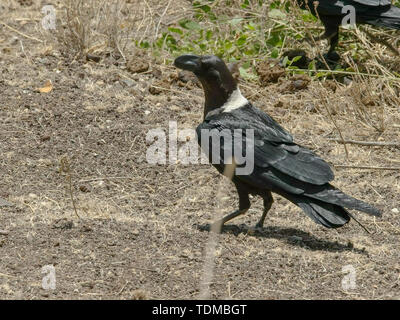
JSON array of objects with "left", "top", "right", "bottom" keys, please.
[{"left": 1, "top": 1, "right": 400, "bottom": 300}]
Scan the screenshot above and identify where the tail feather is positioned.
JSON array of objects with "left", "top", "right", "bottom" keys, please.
[
  {"left": 364, "top": 6, "right": 400, "bottom": 30},
  {"left": 304, "top": 186, "right": 382, "bottom": 217},
  {"left": 284, "top": 192, "right": 350, "bottom": 228},
  {"left": 263, "top": 167, "right": 381, "bottom": 216}
]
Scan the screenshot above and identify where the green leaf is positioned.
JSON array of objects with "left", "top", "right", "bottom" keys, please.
[
  {"left": 241, "top": 61, "right": 251, "bottom": 69},
  {"left": 244, "top": 22, "right": 256, "bottom": 31},
  {"left": 139, "top": 41, "right": 150, "bottom": 49},
  {"left": 229, "top": 18, "right": 243, "bottom": 25},
  {"left": 308, "top": 60, "right": 316, "bottom": 70},
  {"left": 179, "top": 19, "right": 201, "bottom": 30},
  {"left": 168, "top": 27, "right": 183, "bottom": 35},
  {"left": 281, "top": 56, "right": 289, "bottom": 67},
  {"left": 268, "top": 9, "right": 286, "bottom": 20},
  {"left": 224, "top": 41, "right": 233, "bottom": 51},
  {"left": 271, "top": 48, "right": 279, "bottom": 59},
  {"left": 185, "top": 21, "right": 201, "bottom": 30},
  {"left": 236, "top": 34, "right": 247, "bottom": 46},
  {"left": 239, "top": 66, "right": 258, "bottom": 80},
  {"left": 194, "top": 2, "right": 211, "bottom": 13},
  {"left": 241, "top": 0, "right": 250, "bottom": 9},
  {"left": 292, "top": 56, "right": 302, "bottom": 63}
]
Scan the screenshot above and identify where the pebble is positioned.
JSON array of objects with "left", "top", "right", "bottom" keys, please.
[{"left": 288, "top": 235, "right": 303, "bottom": 242}]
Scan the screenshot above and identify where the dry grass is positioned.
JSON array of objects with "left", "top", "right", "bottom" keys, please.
[
  {"left": 54, "top": 0, "right": 138, "bottom": 59},
  {"left": 50, "top": 0, "right": 191, "bottom": 60}
]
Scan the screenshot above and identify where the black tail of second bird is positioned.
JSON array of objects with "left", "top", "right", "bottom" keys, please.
[{"left": 363, "top": 5, "right": 400, "bottom": 30}]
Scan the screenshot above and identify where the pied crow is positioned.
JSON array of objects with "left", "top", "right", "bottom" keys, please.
[
  {"left": 297, "top": 0, "right": 400, "bottom": 59},
  {"left": 174, "top": 54, "right": 381, "bottom": 231}
]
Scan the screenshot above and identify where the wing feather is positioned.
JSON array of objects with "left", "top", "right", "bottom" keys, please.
[{"left": 199, "top": 105, "right": 334, "bottom": 185}]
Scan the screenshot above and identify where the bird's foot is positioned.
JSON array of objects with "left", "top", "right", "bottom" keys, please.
[
  {"left": 247, "top": 223, "right": 264, "bottom": 235},
  {"left": 323, "top": 51, "right": 340, "bottom": 62},
  {"left": 254, "top": 222, "right": 264, "bottom": 230}
]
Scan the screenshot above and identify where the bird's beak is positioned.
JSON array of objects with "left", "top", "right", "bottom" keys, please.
[{"left": 174, "top": 54, "right": 201, "bottom": 73}]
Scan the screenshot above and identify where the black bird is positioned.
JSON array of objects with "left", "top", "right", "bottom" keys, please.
[
  {"left": 174, "top": 54, "right": 381, "bottom": 231},
  {"left": 297, "top": 0, "right": 400, "bottom": 59}
]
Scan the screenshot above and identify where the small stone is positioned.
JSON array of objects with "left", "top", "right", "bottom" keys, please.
[
  {"left": 86, "top": 53, "right": 101, "bottom": 63},
  {"left": 127, "top": 59, "right": 149, "bottom": 74},
  {"left": 52, "top": 218, "right": 73, "bottom": 230},
  {"left": 81, "top": 281, "right": 94, "bottom": 289},
  {"left": 79, "top": 185, "right": 91, "bottom": 193},
  {"left": 40, "top": 135, "right": 51, "bottom": 142},
  {"left": 81, "top": 225, "right": 92, "bottom": 232},
  {"left": 121, "top": 79, "right": 134, "bottom": 87},
  {"left": 0, "top": 198, "right": 13, "bottom": 207},
  {"left": 288, "top": 235, "right": 303, "bottom": 242}
]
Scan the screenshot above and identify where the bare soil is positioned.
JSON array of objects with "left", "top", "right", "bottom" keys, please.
[{"left": 1, "top": 0, "right": 400, "bottom": 300}]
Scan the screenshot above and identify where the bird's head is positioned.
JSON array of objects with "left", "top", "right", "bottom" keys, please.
[{"left": 174, "top": 54, "right": 241, "bottom": 118}]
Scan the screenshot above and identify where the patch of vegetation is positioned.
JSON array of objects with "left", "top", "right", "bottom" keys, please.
[
  {"left": 54, "top": 0, "right": 400, "bottom": 81},
  {"left": 140, "top": 0, "right": 400, "bottom": 80}
]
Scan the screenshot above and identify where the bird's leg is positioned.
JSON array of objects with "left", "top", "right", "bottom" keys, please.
[
  {"left": 316, "top": 22, "right": 340, "bottom": 62},
  {"left": 303, "top": 24, "right": 340, "bottom": 61},
  {"left": 314, "top": 27, "right": 338, "bottom": 42},
  {"left": 327, "top": 30, "right": 339, "bottom": 53},
  {"left": 255, "top": 192, "right": 274, "bottom": 229},
  {"left": 326, "top": 30, "right": 340, "bottom": 61},
  {"left": 212, "top": 184, "right": 250, "bottom": 232}
]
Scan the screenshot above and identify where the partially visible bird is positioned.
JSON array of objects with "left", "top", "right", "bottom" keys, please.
[
  {"left": 174, "top": 54, "right": 382, "bottom": 231},
  {"left": 297, "top": 0, "right": 400, "bottom": 60}
]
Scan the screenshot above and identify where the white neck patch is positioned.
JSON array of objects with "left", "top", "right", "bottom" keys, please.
[
  {"left": 204, "top": 88, "right": 248, "bottom": 119},
  {"left": 222, "top": 88, "right": 248, "bottom": 113}
]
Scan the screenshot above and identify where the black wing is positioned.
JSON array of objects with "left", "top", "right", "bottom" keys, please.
[
  {"left": 300, "top": 0, "right": 392, "bottom": 16},
  {"left": 350, "top": 0, "right": 392, "bottom": 6},
  {"left": 197, "top": 105, "right": 334, "bottom": 185}
]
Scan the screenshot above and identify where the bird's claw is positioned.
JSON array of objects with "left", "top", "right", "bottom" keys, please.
[
  {"left": 323, "top": 51, "right": 340, "bottom": 62},
  {"left": 255, "top": 223, "right": 263, "bottom": 230},
  {"left": 247, "top": 224, "right": 264, "bottom": 235}
]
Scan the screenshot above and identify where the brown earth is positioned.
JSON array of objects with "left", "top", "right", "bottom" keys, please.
[{"left": 1, "top": 0, "right": 400, "bottom": 300}]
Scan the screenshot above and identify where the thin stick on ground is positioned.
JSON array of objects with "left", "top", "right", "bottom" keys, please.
[
  {"left": 0, "top": 20, "right": 43, "bottom": 43},
  {"left": 334, "top": 165, "right": 400, "bottom": 171},
  {"left": 198, "top": 162, "right": 236, "bottom": 300},
  {"left": 321, "top": 95, "right": 349, "bottom": 159},
  {"left": 329, "top": 139, "right": 400, "bottom": 147},
  {"left": 60, "top": 156, "right": 81, "bottom": 220},
  {"left": 79, "top": 176, "right": 133, "bottom": 183},
  {"left": 362, "top": 28, "right": 400, "bottom": 57},
  {"left": 347, "top": 212, "right": 371, "bottom": 234}
]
